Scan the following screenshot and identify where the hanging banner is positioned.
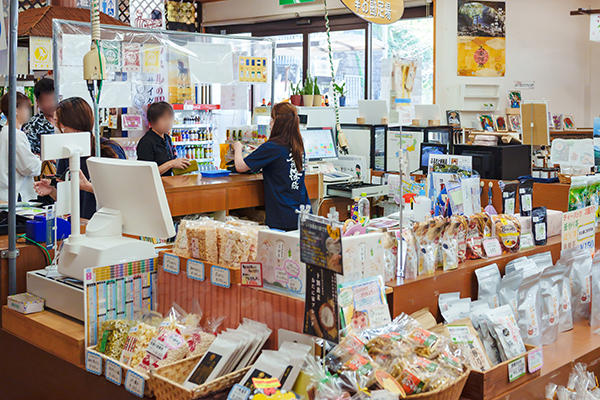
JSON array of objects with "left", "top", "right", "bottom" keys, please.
[
  {"left": 591, "top": 14, "right": 600, "bottom": 42},
  {"left": 340, "top": 0, "right": 404, "bottom": 25},
  {"left": 29, "top": 36, "right": 53, "bottom": 72}
]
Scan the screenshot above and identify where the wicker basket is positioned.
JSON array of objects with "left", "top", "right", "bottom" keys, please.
[
  {"left": 408, "top": 369, "right": 470, "bottom": 400},
  {"left": 148, "top": 353, "right": 251, "bottom": 400},
  {"left": 558, "top": 173, "right": 572, "bottom": 184}
]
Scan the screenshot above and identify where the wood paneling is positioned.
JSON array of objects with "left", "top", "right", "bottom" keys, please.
[
  {"left": 228, "top": 183, "right": 264, "bottom": 210},
  {"left": 166, "top": 187, "right": 227, "bottom": 216}
]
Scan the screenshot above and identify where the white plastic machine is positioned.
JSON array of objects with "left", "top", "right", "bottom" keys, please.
[{"left": 28, "top": 133, "right": 176, "bottom": 320}]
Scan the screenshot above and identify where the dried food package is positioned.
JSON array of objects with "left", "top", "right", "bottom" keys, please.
[
  {"left": 466, "top": 213, "right": 491, "bottom": 259},
  {"left": 498, "top": 181, "right": 519, "bottom": 215},
  {"left": 532, "top": 207, "right": 548, "bottom": 246},
  {"left": 173, "top": 219, "right": 192, "bottom": 258},
  {"left": 137, "top": 328, "right": 190, "bottom": 371},
  {"left": 517, "top": 265, "right": 543, "bottom": 347},
  {"left": 498, "top": 270, "right": 523, "bottom": 318},
  {"left": 518, "top": 179, "right": 534, "bottom": 217},
  {"left": 484, "top": 305, "right": 526, "bottom": 361},
  {"left": 187, "top": 218, "right": 222, "bottom": 264},
  {"left": 491, "top": 214, "right": 521, "bottom": 254},
  {"left": 120, "top": 322, "right": 158, "bottom": 367},
  {"left": 402, "top": 228, "right": 419, "bottom": 280},
  {"left": 97, "top": 319, "right": 136, "bottom": 360},
  {"left": 219, "top": 225, "right": 255, "bottom": 268},
  {"left": 441, "top": 217, "right": 460, "bottom": 271},
  {"left": 540, "top": 263, "right": 562, "bottom": 345},
  {"left": 475, "top": 263, "right": 501, "bottom": 308},
  {"left": 571, "top": 251, "right": 593, "bottom": 322}
]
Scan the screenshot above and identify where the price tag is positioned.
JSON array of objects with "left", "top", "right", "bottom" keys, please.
[
  {"left": 211, "top": 265, "right": 231, "bottom": 288},
  {"left": 241, "top": 262, "right": 263, "bottom": 287},
  {"left": 163, "top": 253, "right": 180, "bottom": 275},
  {"left": 508, "top": 356, "right": 526, "bottom": 382},
  {"left": 146, "top": 337, "right": 168, "bottom": 360},
  {"left": 528, "top": 348, "right": 543, "bottom": 373},
  {"left": 227, "top": 384, "right": 251, "bottom": 400},
  {"left": 483, "top": 238, "right": 502, "bottom": 257},
  {"left": 520, "top": 233, "right": 534, "bottom": 249},
  {"left": 105, "top": 359, "right": 122, "bottom": 386},
  {"left": 125, "top": 370, "right": 145, "bottom": 398},
  {"left": 86, "top": 350, "right": 103, "bottom": 375},
  {"left": 187, "top": 259, "right": 205, "bottom": 281},
  {"left": 447, "top": 325, "right": 473, "bottom": 344},
  {"left": 371, "top": 390, "right": 398, "bottom": 400}
]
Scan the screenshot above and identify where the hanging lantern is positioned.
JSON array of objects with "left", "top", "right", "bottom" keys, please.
[{"left": 474, "top": 46, "right": 489, "bottom": 68}]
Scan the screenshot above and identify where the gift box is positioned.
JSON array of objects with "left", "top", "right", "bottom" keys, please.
[{"left": 7, "top": 293, "right": 45, "bottom": 314}]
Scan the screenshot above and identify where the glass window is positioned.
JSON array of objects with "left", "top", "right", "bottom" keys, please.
[
  {"left": 258, "top": 34, "right": 304, "bottom": 105},
  {"left": 372, "top": 17, "right": 434, "bottom": 105},
  {"left": 309, "top": 29, "right": 366, "bottom": 107}
]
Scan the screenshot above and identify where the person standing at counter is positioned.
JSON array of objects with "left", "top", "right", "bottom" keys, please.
[
  {"left": 22, "top": 78, "right": 57, "bottom": 155},
  {"left": 137, "top": 101, "right": 190, "bottom": 176},
  {"left": 233, "top": 102, "right": 310, "bottom": 231}
]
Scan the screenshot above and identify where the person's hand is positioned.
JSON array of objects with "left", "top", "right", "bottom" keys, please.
[
  {"left": 233, "top": 141, "right": 243, "bottom": 154},
  {"left": 79, "top": 171, "right": 93, "bottom": 193},
  {"left": 170, "top": 158, "right": 191, "bottom": 170},
  {"left": 34, "top": 179, "right": 53, "bottom": 196}
]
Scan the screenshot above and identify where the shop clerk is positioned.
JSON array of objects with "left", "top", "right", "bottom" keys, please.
[
  {"left": 233, "top": 102, "right": 311, "bottom": 231},
  {"left": 137, "top": 101, "right": 190, "bottom": 176}
]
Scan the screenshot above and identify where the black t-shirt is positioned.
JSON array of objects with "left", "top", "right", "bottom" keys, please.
[
  {"left": 244, "top": 141, "right": 310, "bottom": 231},
  {"left": 136, "top": 129, "right": 176, "bottom": 176}
]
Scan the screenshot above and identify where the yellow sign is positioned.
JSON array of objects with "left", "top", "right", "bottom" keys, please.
[
  {"left": 29, "top": 36, "right": 53, "bottom": 71},
  {"left": 340, "top": 0, "right": 404, "bottom": 24},
  {"left": 142, "top": 44, "right": 161, "bottom": 74}
]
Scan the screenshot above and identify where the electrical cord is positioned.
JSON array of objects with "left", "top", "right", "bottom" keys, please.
[{"left": 16, "top": 234, "right": 51, "bottom": 265}]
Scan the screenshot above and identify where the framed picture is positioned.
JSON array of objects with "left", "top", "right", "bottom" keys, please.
[
  {"left": 508, "top": 91, "right": 522, "bottom": 109},
  {"left": 563, "top": 114, "right": 576, "bottom": 130},
  {"left": 495, "top": 115, "right": 508, "bottom": 132},
  {"left": 446, "top": 110, "right": 461, "bottom": 126},
  {"left": 508, "top": 114, "right": 522, "bottom": 132},
  {"left": 478, "top": 114, "right": 495, "bottom": 132},
  {"left": 551, "top": 114, "right": 563, "bottom": 131}
]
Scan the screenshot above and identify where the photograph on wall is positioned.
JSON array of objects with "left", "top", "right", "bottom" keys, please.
[
  {"left": 446, "top": 110, "right": 461, "bottom": 126},
  {"left": 457, "top": 1, "right": 506, "bottom": 77}
]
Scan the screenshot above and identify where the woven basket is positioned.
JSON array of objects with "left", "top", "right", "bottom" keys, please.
[
  {"left": 408, "top": 369, "right": 470, "bottom": 400},
  {"left": 148, "top": 353, "right": 251, "bottom": 400},
  {"left": 558, "top": 173, "right": 572, "bottom": 184}
]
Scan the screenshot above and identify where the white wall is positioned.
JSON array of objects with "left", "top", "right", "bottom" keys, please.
[{"left": 435, "top": 0, "right": 600, "bottom": 128}]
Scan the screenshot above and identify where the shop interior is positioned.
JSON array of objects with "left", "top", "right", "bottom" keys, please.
[{"left": 2, "top": 0, "right": 600, "bottom": 399}]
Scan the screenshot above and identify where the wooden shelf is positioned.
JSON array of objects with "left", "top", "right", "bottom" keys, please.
[{"left": 2, "top": 306, "right": 85, "bottom": 366}]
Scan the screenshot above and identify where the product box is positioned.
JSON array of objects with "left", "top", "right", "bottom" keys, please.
[
  {"left": 517, "top": 210, "right": 563, "bottom": 238},
  {"left": 338, "top": 232, "right": 385, "bottom": 285},
  {"left": 7, "top": 293, "right": 45, "bottom": 314},
  {"left": 257, "top": 230, "right": 306, "bottom": 298}
]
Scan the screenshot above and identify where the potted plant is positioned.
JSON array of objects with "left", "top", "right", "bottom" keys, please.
[
  {"left": 290, "top": 83, "right": 302, "bottom": 106},
  {"left": 302, "top": 76, "right": 314, "bottom": 107},
  {"left": 313, "top": 77, "right": 322, "bottom": 107},
  {"left": 333, "top": 82, "right": 347, "bottom": 107}
]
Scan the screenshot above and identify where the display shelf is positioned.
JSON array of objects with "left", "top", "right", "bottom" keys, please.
[
  {"left": 460, "top": 83, "right": 501, "bottom": 112},
  {"left": 192, "top": 158, "right": 214, "bottom": 162},
  {"left": 172, "top": 140, "right": 211, "bottom": 146},
  {"left": 172, "top": 124, "right": 209, "bottom": 129},
  {"left": 2, "top": 306, "right": 85, "bottom": 366}
]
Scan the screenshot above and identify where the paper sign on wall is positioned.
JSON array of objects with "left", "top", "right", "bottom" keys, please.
[
  {"left": 29, "top": 37, "right": 53, "bottom": 71},
  {"left": 562, "top": 206, "right": 596, "bottom": 252},
  {"left": 340, "top": 0, "right": 405, "bottom": 25},
  {"left": 123, "top": 44, "right": 141, "bottom": 73}
]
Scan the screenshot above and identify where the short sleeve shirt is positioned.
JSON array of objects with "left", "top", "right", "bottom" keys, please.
[
  {"left": 136, "top": 129, "right": 176, "bottom": 176},
  {"left": 244, "top": 141, "right": 310, "bottom": 231},
  {"left": 22, "top": 112, "right": 55, "bottom": 154}
]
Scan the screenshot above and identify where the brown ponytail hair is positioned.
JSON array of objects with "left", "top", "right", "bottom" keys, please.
[
  {"left": 56, "top": 97, "right": 118, "bottom": 158},
  {"left": 268, "top": 102, "right": 304, "bottom": 172}
]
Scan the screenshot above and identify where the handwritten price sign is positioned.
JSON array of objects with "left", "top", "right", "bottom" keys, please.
[{"left": 562, "top": 206, "right": 596, "bottom": 251}]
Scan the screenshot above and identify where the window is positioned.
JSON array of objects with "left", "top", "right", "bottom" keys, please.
[
  {"left": 309, "top": 29, "right": 366, "bottom": 106},
  {"left": 267, "top": 34, "right": 304, "bottom": 103},
  {"left": 372, "top": 17, "right": 434, "bottom": 105}
]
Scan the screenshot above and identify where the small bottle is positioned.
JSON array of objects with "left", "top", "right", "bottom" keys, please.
[{"left": 357, "top": 193, "right": 370, "bottom": 226}]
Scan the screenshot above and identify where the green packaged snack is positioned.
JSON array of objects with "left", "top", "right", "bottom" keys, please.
[
  {"left": 97, "top": 319, "right": 135, "bottom": 360},
  {"left": 568, "top": 176, "right": 588, "bottom": 211}
]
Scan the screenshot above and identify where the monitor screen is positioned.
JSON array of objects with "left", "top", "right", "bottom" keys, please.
[
  {"left": 301, "top": 128, "right": 338, "bottom": 161},
  {"left": 420, "top": 142, "right": 448, "bottom": 173}
]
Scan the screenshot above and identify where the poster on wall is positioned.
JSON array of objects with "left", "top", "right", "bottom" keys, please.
[
  {"left": 591, "top": 14, "right": 600, "bottom": 42},
  {"left": 457, "top": 1, "right": 506, "bottom": 77},
  {"left": 29, "top": 37, "right": 53, "bottom": 72}
]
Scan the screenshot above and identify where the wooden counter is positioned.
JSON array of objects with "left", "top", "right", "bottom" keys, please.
[{"left": 162, "top": 172, "right": 320, "bottom": 217}]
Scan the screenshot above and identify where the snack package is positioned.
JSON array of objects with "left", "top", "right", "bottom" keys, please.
[
  {"left": 402, "top": 228, "right": 419, "bottom": 280},
  {"left": 435, "top": 218, "right": 449, "bottom": 270},
  {"left": 441, "top": 298, "right": 471, "bottom": 324},
  {"left": 591, "top": 252, "right": 600, "bottom": 327},
  {"left": 484, "top": 305, "right": 526, "bottom": 361},
  {"left": 279, "top": 341, "right": 312, "bottom": 391},
  {"left": 532, "top": 207, "right": 548, "bottom": 246},
  {"left": 461, "top": 176, "right": 481, "bottom": 217},
  {"left": 517, "top": 265, "right": 543, "bottom": 347},
  {"left": 97, "top": 319, "right": 136, "bottom": 360},
  {"left": 219, "top": 224, "right": 255, "bottom": 268},
  {"left": 557, "top": 259, "right": 574, "bottom": 333},
  {"left": 470, "top": 301, "right": 502, "bottom": 366},
  {"left": 518, "top": 179, "right": 534, "bottom": 217},
  {"left": 446, "top": 318, "right": 493, "bottom": 372},
  {"left": 173, "top": 219, "right": 193, "bottom": 258},
  {"left": 120, "top": 322, "right": 159, "bottom": 367},
  {"left": 528, "top": 251, "right": 554, "bottom": 271},
  {"left": 186, "top": 218, "right": 222, "bottom": 264},
  {"left": 183, "top": 334, "right": 243, "bottom": 389},
  {"left": 239, "top": 350, "right": 292, "bottom": 390},
  {"left": 499, "top": 270, "right": 523, "bottom": 318},
  {"left": 137, "top": 328, "right": 189, "bottom": 371},
  {"left": 540, "top": 263, "right": 562, "bottom": 345},
  {"left": 438, "top": 292, "right": 460, "bottom": 316},
  {"left": 568, "top": 176, "right": 588, "bottom": 211},
  {"left": 455, "top": 215, "right": 468, "bottom": 263},
  {"left": 499, "top": 181, "right": 519, "bottom": 215},
  {"left": 504, "top": 256, "right": 529, "bottom": 276},
  {"left": 466, "top": 215, "right": 485, "bottom": 260},
  {"left": 571, "top": 251, "right": 593, "bottom": 322},
  {"left": 491, "top": 214, "right": 521, "bottom": 254},
  {"left": 415, "top": 221, "right": 435, "bottom": 275},
  {"left": 475, "top": 263, "right": 501, "bottom": 308},
  {"left": 382, "top": 231, "right": 398, "bottom": 281},
  {"left": 441, "top": 218, "right": 460, "bottom": 271}
]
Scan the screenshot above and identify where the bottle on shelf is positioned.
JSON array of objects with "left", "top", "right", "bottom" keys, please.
[{"left": 357, "top": 193, "right": 370, "bottom": 226}]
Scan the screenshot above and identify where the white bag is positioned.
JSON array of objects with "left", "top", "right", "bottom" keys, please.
[
  {"left": 540, "top": 264, "right": 562, "bottom": 345},
  {"left": 590, "top": 251, "right": 600, "bottom": 327},
  {"left": 476, "top": 263, "right": 501, "bottom": 308},
  {"left": 570, "top": 251, "right": 593, "bottom": 322},
  {"left": 517, "top": 264, "right": 543, "bottom": 347},
  {"left": 499, "top": 271, "right": 523, "bottom": 319}
]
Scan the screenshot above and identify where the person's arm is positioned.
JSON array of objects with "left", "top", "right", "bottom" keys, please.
[
  {"left": 158, "top": 160, "right": 174, "bottom": 175},
  {"left": 236, "top": 141, "right": 276, "bottom": 174},
  {"left": 16, "top": 131, "right": 42, "bottom": 177},
  {"left": 234, "top": 141, "right": 249, "bottom": 173},
  {"left": 34, "top": 179, "right": 57, "bottom": 199}
]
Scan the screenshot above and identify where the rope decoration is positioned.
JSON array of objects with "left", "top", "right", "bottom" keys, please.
[{"left": 323, "top": 0, "right": 343, "bottom": 153}]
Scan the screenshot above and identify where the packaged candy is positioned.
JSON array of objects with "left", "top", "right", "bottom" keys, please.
[
  {"left": 498, "top": 181, "right": 519, "bottom": 215},
  {"left": 455, "top": 215, "right": 468, "bottom": 263},
  {"left": 137, "top": 328, "right": 190, "bottom": 371},
  {"left": 173, "top": 219, "right": 193, "bottom": 258},
  {"left": 120, "top": 322, "right": 158, "bottom": 367},
  {"left": 532, "top": 207, "right": 548, "bottom": 246},
  {"left": 475, "top": 263, "right": 501, "bottom": 308}
]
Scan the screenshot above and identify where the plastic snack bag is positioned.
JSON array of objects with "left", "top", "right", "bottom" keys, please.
[
  {"left": 499, "top": 181, "right": 519, "bottom": 215},
  {"left": 491, "top": 214, "right": 521, "bottom": 254},
  {"left": 475, "top": 263, "right": 501, "bottom": 308},
  {"left": 517, "top": 264, "right": 543, "bottom": 346},
  {"left": 187, "top": 218, "right": 222, "bottom": 264},
  {"left": 568, "top": 176, "right": 588, "bottom": 211},
  {"left": 518, "top": 179, "right": 534, "bottom": 217},
  {"left": 137, "top": 328, "right": 190, "bottom": 371},
  {"left": 382, "top": 231, "right": 398, "bottom": 281},
  {"left": 591, "top": 252, "right": 600, "bottom": 327},
  {"left": 455, "top": 215, "right": 468, "bottom": 263},
  {"left": 484, "top": 305, "right": 526, "bottom": 361},
  {"left": 499, "top": 270, "right": 523, "bottom": 318},
  {"left": 402, "top": 228, "right": 419, "bottom": 280},
  {"left": 121, "top": 322, "right": 159, "bottom": 367},
  {"left": 441, "top": 217, "right": 460, "bottom": 271},
  {"left": 556, "top": 259, "right": 574, "bottom": 333},
  {"left": 414, "top": 221, "right": 435, "bottom": 275},
  {"left": 571, "top": 251, "right": 593, "bottom": 322},
  {"left": 540, "top": 263, "right": 562, "bottom": 345},
  {"left": 173, "top": 219, "right": 192, "bottom": 258},
  {"left": 97, "top": 319, "right": 136, "bottom": 361},
  {"left": 532, "top": 207, "right": 548, "bottom": 246},
  {"left": 219, "top": 225, "right": 255, "bottom": 268},
  {"left": 470, "top": 302, "right": 502, "bottom": 366},
  {"left": 466, "top": 215, "right": 485, "bottom": 260}
]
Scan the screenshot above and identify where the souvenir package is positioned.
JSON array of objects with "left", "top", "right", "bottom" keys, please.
[
  {"left": 504, "top": 256, "right": 529, "bottom": 276},
  {"left": 441, "top": 298, "right": 471, "bottom": 324},
  {"left": 414, "top": 221, "right": 436, "bottom": 275},
  {"left": 491, "top": 214, "right": 521, "bottom": 254},
  {"left": 532, "top": 207, "right": 548, "bottom": 246},
  {"left": 445, "top": 318, "right": 492, "bottom": 372},
  {"left": 120, "top": 322, "right": 159, "bottom": 367},
  {"left": 338, "top": 276, "right": 389, "bottom": 333},
  {"left": 470, "top": 301, "right": 502, "bottom": 366},
  {"left": 455, "top": 215, "right": 468, "bottom": 263},
  {"left": 498, "top": 181, "right": 519, "bottom": 215},
  {"left": 340, "top": 232, "right": 386, "bottom": 284},
  {"left": 438, "top": 292, "right": 460, "bottom": 316},
  {"left": 239, "top": 350, "right": 292, "bottom": 390},
  {"left": 546, "top": 363, "right": 599, "bottom": 400},
  {"left": 517, "top": 265, "right": 543, "bottom": 346},
  {"left": 498, "top": 270, "right": 523, "bottom": 318},
  {"left": 568, "top": 176, "right": 589, "bottom": 211},
  {"left": 540, "top": 264, "right": 562, "bottom": 345},
  {"left": 475, "top": 263, "right": 501, "bottom": 308},
  {"left": 557, "top": 259, "right": 574, "bottom": 333},
  {"left": 173, "top": 219, "right": 193, "bottom": 258},
  {"left": 219, "top": 224, "right": 255, "bottom": 268},
  {"left": 278, "top": 341, "right": 312, "bottom": 391},
  {"left": 466, "top": 214, "right": 486, "bottom": 260},
  {"left": 483, "top": 305, "right": 526, "bottom": 361},
  {"left": 402, "top": 228, "right": 419, "bottom": 280},
  {"left": 461, "top": 176, "right": 482, "bottom": 217},
  {"left": 441, "top": 217, "right": 461, "bottom": 271},
  {"left": 97, "top": 319, "right": 136, "bottom": 360},
  {"left": 591, "top": 252, "right": 600, "bottom": 327},
  {"left": 570, "top": 251, "right": 593, "bottom": 322},
  {"left": 528, "top": 251, "right": 554, "bottom": 271},
  {"left": 382, "top": 231, "right": 399, "bottom": 281},
  {"left": 137, "top": 327, "right": 189, "bottom": 371},
  {"left": 518, "top": 179, "right": 534, "bottom": 217},
  {"left": 186, "top": 218, "right": 223, "bottom": 264}
]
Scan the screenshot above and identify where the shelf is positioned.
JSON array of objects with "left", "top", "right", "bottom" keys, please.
[
  {"left": 172, "top": 124, "right": 209, "bottom": 129},
  {"left": 172, "top": 140, "right": 212, "bottom": 146},
  {"left": 463, "top": 95, "right": 501, "bottom": 99}
]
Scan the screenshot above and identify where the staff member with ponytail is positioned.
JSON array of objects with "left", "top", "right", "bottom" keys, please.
[{"left": 233, "top": 102, "right": 310, "bottom": 231}]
